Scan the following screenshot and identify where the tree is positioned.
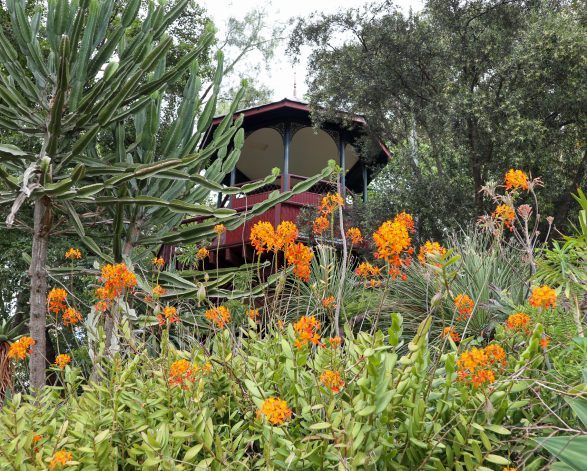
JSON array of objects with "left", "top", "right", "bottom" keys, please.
[
  {"left": 0, "top": 0, "right": 333, "bottom": 389},
  {"left": 0, "top": 0, "right": 219, "bottom": 389},
  {"left": 290, "top": 0, "right": 586, "bottom": 238}
]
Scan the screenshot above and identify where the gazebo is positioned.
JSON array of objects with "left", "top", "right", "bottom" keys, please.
[{"left": 191, "top": 98, "right": 390, "bottom": 266}]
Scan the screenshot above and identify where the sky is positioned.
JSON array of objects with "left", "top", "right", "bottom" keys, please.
[{"left": 202, "top": 0, "right": 424, "bottom": 100}]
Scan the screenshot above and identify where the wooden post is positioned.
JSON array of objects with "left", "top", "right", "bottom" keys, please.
[
  {"left": 338, "top": 135, "right": 346, "bottom": 197},
  {"left": 283, "top": 122, "right": 291, "bottom": 191}
]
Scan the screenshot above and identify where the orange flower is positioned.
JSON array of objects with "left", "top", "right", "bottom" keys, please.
[
  {"left": 322, "top": 296, "right": 335, "bottom": 310},
  {"left": 441, "top": 326, "right": 461, "bottom": 343},
  {"left": 293, "top": 315, "right": 321, "bottom": 349},
  {"left": 54, "top": 354, "right": 71, "bottom": 369},
  {"left": 97, "top": 263, "right": 137, "bottom": 301},
  {"left": 457, "top": 344, "right": 506, "bottom": 388},
  {"left": 454, "top": 294, "right": 474, "bottom": 321},
  {"left": 169, "top": 359, "right": 194, "bottom": 388},
  {"left": 493, "top": 204, "right": 516, "bottom": 230},
  {"left": 158, "top": 305, "right": 179, "bottom": 325},
  {"left": 505, "top": 312, "right": 531, "bottom": 334},
  {"left": 319, "top": 193, "right": 344, "bottom": 215},
  {"left": 285, "top": 242, "right": 313, "bottom": 282},
  {"left": 152, "top": 284, "right": 166, "bottom": 298},
  {"left": 214, "top": 224, "right": 226, "bottom": 235},
  {"left": 250, "top": 221, "right": 277, "bottom": 254},
  {"left": 373, "top": 213, "right": 414, "bottom": 277},
  {"left": 327, "top": 336, "right": 342, "bottom": 348},
  {"left": 8, "top": 336, "right": 35, "bottom": 360},
  {"left": 95, "top": 301, "right": 109, "bottom": 312},
  {"left": 313, "top": 216, "right": 330, "bottom": 235},
  {"left": 257, "top": 397, "right": 292, "bottom": 425},
  {"left": 504, "top": 169, "right": 529, "bottom": 191},
  {"left": 502, "top": 468, "right": 517, "bottom": 471},
  {"left": 346, "top": 227, "right": 363, "bottom": 245},
  {"left": 247, "top": 308, "right": 260, "bottom": 321},
  {"left": 205, "top": 306, "right": 231, "bottom": 329},
  {"left": 152, "top": 257, "right": 165, "bottom": 269},
  {"left": 276, "top": 221, "right": 299, "bottom": 248},
  {"left": 355, "top": 262, "right": 381, "bottom": 278},
  {"left": 320, "top": 370, "right": 345, "bottom": 393},
  {"left": 418, "top": 240, "right": 447, "bottom": 264},
  {"left": 540, "top": 336, "right": 550, "bottom": 349},
  {"left": 529, "top": 285, "right": 557, "bottom": 309},
  {"left": 62, "top": 307, "right": 82, "bottom": 326},
  {"left": 64, "top": 248, "right": 82, "bottom": 260},
  {"left": 47, "top": 288, "right": 68, "bottom": 314},
  {"left": 196, "top": 247, "right": 209, "bottom": 260},
  {"left": 32, "top": 434, "right": 42, "bottom": 444},
  {"left": 50, "top": 450, "right": 72, "bottom": 469}
]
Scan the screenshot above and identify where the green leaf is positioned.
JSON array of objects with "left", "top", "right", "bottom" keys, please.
[
  {"left": 309, "top": 422, "right": 331, "bottom": 430},
  {"left": 484, "top": 454, "right": 510, "bottom": 465},
  {"left": 537, "top": 436, "right": 587, "bottom": 471}
]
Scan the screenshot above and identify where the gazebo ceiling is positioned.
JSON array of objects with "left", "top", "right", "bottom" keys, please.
[{"left": 206, "top": 98, "right": 391, "bottom": 194}]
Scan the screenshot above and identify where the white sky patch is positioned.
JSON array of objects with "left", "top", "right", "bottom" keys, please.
[{"left": 202, "top": 0, "right": 424, "bottom": 101}]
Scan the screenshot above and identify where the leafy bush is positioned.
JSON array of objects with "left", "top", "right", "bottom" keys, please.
[{"left": 1, "top": 314, "right": 582, "bottom": 470}]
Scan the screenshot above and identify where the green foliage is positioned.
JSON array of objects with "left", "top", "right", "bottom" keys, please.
[
  {"left": 291, "top": 0, "right": 587, "bottom": 236},
  {"left": 0, "top": 315, "right": 578, "bottom": 469}
]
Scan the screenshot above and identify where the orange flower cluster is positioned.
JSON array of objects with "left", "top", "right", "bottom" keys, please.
[
  {"left": 257, "top": 397, "right": 292, "bottom": 425},
  {"left": 457, "top": 344, "right": 507, "bottom": 388},
  {"left": 214, "top": 224, "right": 226, "bottom": 235},
  {"left": 158, "top": 306, "right": 179, "bottom": 325},
  {"left": 54, "top": 354, "right": 72, "bottom": 369},
  {"left": 540, "top": 336, "right": 550, "bottom": 349},
  {"left": 285, "top": 242, "right": 313, "bottom": 282},
  {"left": 346, "top": 227, "right": 363, "bottom": 245},
  {"left": 320, "top": 370, "right": 345, "bottom": 393},
  {"left": 50, "top": 450, "right": 72, "bottom": 470},
  {"left": 505, "top": 169, "right": 529, "bottom": 191},
  {"left": 313, "top": 215, "right": 330, "bottom": 235},
  {"left": 529, "top": 285, "right": 557, "bottom": 309},
  {"left": 276, "top": 221, "right": 299, "bottom": 248},
  {"left": 64, "top": 248, "right": 82, "bottom": 260},
  {"left": 247, "top": 308, "right": 260, "bottom": 321},
  {"left": 152, "top": 257, "right": 165, "bottom": 269},
  {"left": 48, "top": 288, "right": 68, "bottom": 314},
  {"left": 196, "top": 247, "right": 210, "bottom": 260},
  {"left": 327, "top": 336, "right": 342, "bottom": 348},
  {"left": 454, "top": 294, "right": 474, "bottom": 321},
  {"left": 441, "top": 326, "right": 461, "bottom": 343},
  {"left": 169, "top": 359, "right": 195, "bottom": 388},
  {"left": 62, "top": 307, "right": 82, "bottom": 326},
  {"left": 8, "top": 336, "right": 35, "bottom": 360},
  {"left": 355, "top": 262, "right": 383, "bottom": 288},
  {"left": 322, "top": 296, "right": 335, "bottom": 310},
  {"left": 505, "top": 312, "right": 531, "bottom": 334},
  {"left": 293, "top": 315, "right": 321, "bottom": 349},
  {"left": 493, "top": 204, "right": 516, "bottom": 230},
  {"left": 319, "top": 193, "right": 344, "bottom": 215},
  {"left": 373, "top": 212, "right": 414, "bottom": 278},
  {"left": 152, "top": 285, "right": 166, "bottom": 298},
  {"left": 418, "top": 240, "right": 447, "bottom": 264},
  {"left": 95, "top": 263, "right": 137, "bottom": 309},
  {"left": 205, "top": 305, "right": 231, "bottom": 329},
  {"left": 250, "top": 221, "right": 299, "bottom": 254}
]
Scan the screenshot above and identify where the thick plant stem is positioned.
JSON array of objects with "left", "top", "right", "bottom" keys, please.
[
  {"left": 573, "top": 295, "right": 585, "bottom": 338},
  {"left": 334, "top": 179, "right": 347, "bottom": 338},
  {"left": 29, "top": 196, "right": 52, "bottom": 391}
]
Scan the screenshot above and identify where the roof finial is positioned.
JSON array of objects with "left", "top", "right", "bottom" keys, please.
[{"left": 293, "top": 70, "right": 298, "bottom": 99}]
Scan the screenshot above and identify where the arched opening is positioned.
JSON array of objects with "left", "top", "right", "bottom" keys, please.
[
  {"left": 237, "top": 127, "right": 284, "bottom": 181},
  {"left": 289, "top": 127, "right": 338, "bottom": 178}
]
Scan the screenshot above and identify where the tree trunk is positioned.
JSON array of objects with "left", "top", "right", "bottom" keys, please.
[{"left": 28, "top": 196, "right": 52, "bottom": 391}]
